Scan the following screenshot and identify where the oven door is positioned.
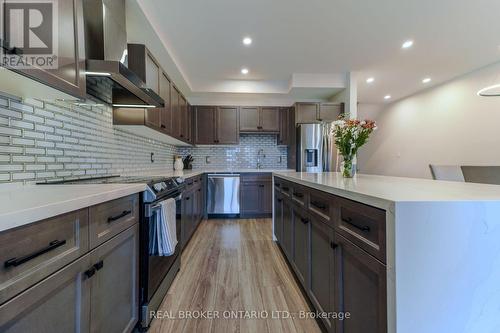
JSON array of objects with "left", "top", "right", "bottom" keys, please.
[{"left": 146, "top": 193, "right": 182, "bottom": 301}]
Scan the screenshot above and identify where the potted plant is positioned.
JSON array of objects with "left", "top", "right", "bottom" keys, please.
[{"left": 330, "top": 115, "right": 377, "bottom": 177}]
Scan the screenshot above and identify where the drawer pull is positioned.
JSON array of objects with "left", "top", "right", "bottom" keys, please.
[
  {"left": 300, "top": 217, "right": 309, "bottom": 224},
  {"left": 294, "top": 192, "right": 304, "bottom": 198},
  {"left": 311, "top": 201, "right": 327, "bottom": 210},
  {"left": 4, "top": 239, "right": 67, "bottom": 268},
  {"left": 282, "top": 186, "right": 289, "bottom": 191},
  {"left": 342, "top": 217, "right": 370, "bottom": 232},
  {"left": 277, "top": 198, "right": 283, "bottom": 202},
  {"left": 84, "top": 267, "right": 96, "bottom": 279},
  {"left": 186, "top": 197, "right": 190, "bottom": 201},
  {"left": 259, "top": 184, "right": 265, "bottom": 188},
  {"left": 198, "top": 188, "right": 201, "bottom": 192},
  {"left": 94, "top": 260, "right": 104, "bottom": 271},
  {"left": 107, "top": 210, "right": 132, "bottom": 223},
  {"left": 330, "top": 241, "right": 338, "bottom": 249},
  {"left": 275, "top": 183, "right": 281, "bottom": 187}
]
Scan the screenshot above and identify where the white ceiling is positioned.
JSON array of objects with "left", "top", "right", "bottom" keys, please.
[{"left": 137, "top": 0, "right": 500, "bottom": 104}]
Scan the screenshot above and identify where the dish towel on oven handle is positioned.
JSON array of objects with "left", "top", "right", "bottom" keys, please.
[{"left": 150, "top": 198, "right": 177, "bottom": 256}]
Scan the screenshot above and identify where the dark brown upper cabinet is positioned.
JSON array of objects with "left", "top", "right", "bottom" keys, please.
[
  {"left": 0, "top": 0, "right": 86, "bottom": 99},
  {"left": 295, "top": 102, "right": 344, "bottom": 123},
  {"left": 171, "top": 85, "right": 181, "bottom": 138},
  {"left": 194, "top": 106, "right": 239, "bottom": 145},
  {"left": 239, "top": 106, "right": 279, "bottom": 133},
  {"left": 179, "top": 95, "right": 188, "bottom": 140},
  {"left": 217, "top": 106, "right": 239, "bottom": 144},
  {"left": 319, "top": 103, "right": 344, "bottom": 122},
  {"left": 239, "top": 107, "right": 259, "bottom": 132},
  {"left": 194, "top": 106, "right": 216, "bottom": 144},
  {"left": 159, "top": 73, "right": 172, "bottom": 134},
  {"left": 278, "top": 107, "right": 290, "bottom": 145}
]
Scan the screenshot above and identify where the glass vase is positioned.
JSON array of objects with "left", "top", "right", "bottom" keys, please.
[{"left": 341, "top": 157, "right": 356, "bottom": 178}]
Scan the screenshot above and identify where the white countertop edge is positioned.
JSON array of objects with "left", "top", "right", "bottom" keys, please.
[
  {"left": 272, "top": 172, "right": 394, "bottom": 210},
  {"left": 0, "top": 183, "right": 146, "bottom": 233}
]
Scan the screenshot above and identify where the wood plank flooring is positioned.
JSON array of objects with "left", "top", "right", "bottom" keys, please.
[{"left": 148, "top": 218, "right": 321, "bottom": 333}]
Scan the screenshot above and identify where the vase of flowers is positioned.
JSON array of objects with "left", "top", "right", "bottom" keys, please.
[{"left": 330, "top": 115, "right": 377, "bottom": 178}]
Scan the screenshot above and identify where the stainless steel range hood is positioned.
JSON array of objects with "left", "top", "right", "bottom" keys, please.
[{"left": 83, "top": 0, "right": 164, "bottom": 108}]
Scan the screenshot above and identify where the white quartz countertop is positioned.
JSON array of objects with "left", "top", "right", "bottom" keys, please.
[
  {"left": 127, "top": 168, "right": 296, "bottom": 178},
  {"left": 0, "top": 183, "right": 146, "bottom": 233},
  {"left": 0, "top": 168, "right": 294, "bottom": 233},
  {"left": 273, "top": 171, "right": 500, "bottom": 208}
]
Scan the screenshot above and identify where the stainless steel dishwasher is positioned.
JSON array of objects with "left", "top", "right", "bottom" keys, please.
[{"left": 207, "top": 173, "right": 240, "bottom": 215}]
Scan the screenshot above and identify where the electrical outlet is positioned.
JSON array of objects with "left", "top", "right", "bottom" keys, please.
[{"left": 206, "top": 156, "right": 211, "bottom": 164}]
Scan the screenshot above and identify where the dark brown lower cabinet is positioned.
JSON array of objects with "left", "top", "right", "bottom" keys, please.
[
  {"left": 292, "top": 206, "right": 310, "bottom": 286},
  {"left": 0, "top": 253, "right": 91, "bottom": 333},
  {"left": 0, "top": 225, "right": 139, "bottom": 333},
  {"left": 240, "top": 174, "right": 272, "bottom": 217},
  {"left": 274, "top": 193, "right": 283, "bottom": 243},
  {"left": 282, "top": 199, "right": 294, "bottom": 260},
  {"left": 182, "top": 176, "right": 205, "bottom": 250},
  {"left": 273, "top": 177, "right": 387, "bottom": 333},
  {"left": 309, "top": 216, "right": 336, "bottom": 333},
  {"left": 90, "top": 225, "right": 139, "bottom": 333},
  {"left": 182, "top": 191, "right": 194, "bottom": 248},
  {"left": 334, "top": 233, "right": 387, "bottom": 333}
]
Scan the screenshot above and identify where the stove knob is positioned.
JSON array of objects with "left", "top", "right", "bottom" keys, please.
[
  {"left": 153, "top": 183, "right": 163, "bottom": 192},
  {"left": 160, "top": 182, "right": 167, "bottom": 190},
  {"left": 175, "top": 177, "right": 185, "bottom": 184}
]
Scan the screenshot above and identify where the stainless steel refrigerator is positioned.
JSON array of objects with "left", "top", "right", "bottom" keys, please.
[{"left": 296, "top": 123, "right": 339, "bottom": 172}]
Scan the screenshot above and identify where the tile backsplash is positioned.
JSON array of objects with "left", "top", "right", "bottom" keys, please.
[
  {"left": 0, "top": 95, "right": 177, "bottom": 183},
  {"left": 0, "top": 94, "right": 288, "bottom": 183},
  {"left": 178, "top": 134, "right": 288, "bottom": 169}
]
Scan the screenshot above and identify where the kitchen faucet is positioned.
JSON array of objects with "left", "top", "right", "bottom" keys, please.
[{"left": 257, "top": 149, "right": 266, "bottom": 169}]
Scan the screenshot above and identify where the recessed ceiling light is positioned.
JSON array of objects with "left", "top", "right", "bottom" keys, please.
[
  {"left": 401, "top": 40, "right": 413, "bottom": 49},
  {"left": 384, "top": 95, "right": 392, "bottom": 100},
  {"left": 243, "top": 37, "right": 252, "bottom": 45},
  {"left": 422, "top": 77, "right": 431, "bottom": 84},
  {"left": 241, "top": 68, "right": 249, "bottom": 74},
  {"left": 366, "top": 77, "right": 375, "bottom": 84}
]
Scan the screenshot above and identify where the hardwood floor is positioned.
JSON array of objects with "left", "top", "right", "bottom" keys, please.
[{"left": 148, "top": 218, "right": 321, "bottom": 333}]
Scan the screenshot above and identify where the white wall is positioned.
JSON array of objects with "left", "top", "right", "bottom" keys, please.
[{"left": 358, "top": 61, "right": 500, "bottom": 179}]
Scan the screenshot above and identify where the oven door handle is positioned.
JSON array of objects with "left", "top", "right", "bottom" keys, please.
[{"left": 145, "top": 194, "right": 182, "bottom": 217}]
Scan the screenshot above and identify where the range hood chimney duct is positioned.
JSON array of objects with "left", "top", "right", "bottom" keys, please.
[{"left": 83, "top": 0, "right": 164, "bottom": 108}]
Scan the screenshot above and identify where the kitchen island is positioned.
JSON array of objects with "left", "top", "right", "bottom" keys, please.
[{"left": 272, "top": 171, "right": 500, "bottom": 333}]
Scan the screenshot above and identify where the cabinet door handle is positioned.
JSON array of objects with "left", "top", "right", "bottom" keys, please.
[
  {"left": 198, "top": 189, "right": 201, "bottom": 192},
  {"left": 94, "top": 260, "right": 104, "bottom": 271},
  {"left": 300, "top": 217, "right": 309, "bottom": 224},
  {"left": 342, "top": 217, "right": 370, "bottom": 232},
  {"left": 186, "top": 197, "right": 190, "bottom": 201},
  {"left": 107, "top": 210, "right": 132, "bottom": 223},
  {"left": 275, "top": 183, "right": 281, "bottom": 188},
  {"left": 282, "top": 186, "right": 289, "bottom": 191},
  {"left": 330, "top": 241, "right": 338, "bottom": 249},
  {"left": 277, "top": 198, "right": 282, "bottom": 202},
  {"left": 84, "top": 267, "right": 96, "bottom": 279},
  {"left": 294, "top": 192, "right": 304, "bottom": 198},
  {"left": 180, "top": 134, "right": 184, "bottom": 138},
  {"left": 259, "top": 184, "right": 265, "bottom": 188},
  {"left": 161, "top": 124, "right": 166, "bottom": 128},
  {"left": 311, "top": 201, "right": 327, "bottom": 210},
  {"left": 4, "top": 239, "right": 66, "bottom": 268}
]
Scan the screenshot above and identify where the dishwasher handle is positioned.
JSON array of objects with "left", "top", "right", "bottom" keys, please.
[{"left": 207, "top": 174, "right": 240, "bottom": 177}]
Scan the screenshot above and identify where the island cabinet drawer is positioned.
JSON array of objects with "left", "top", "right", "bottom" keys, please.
[
  {"left": 0, "top": 209, "right": 89, "bottom": 305},
  {"left": 336, "top": 197, "right": 386, "bottom": 263},
  {"left": 307, "top": 189, "right": 335, "bottom": 225},
  {"left": 89, "top": 194, "right": 139, "bottom": 249},
  {"left": 291, "top": 184, "right": 308, "bottom": 207},
  {"left": 279, "top": 179, "right": 292, "bottom": 197}
]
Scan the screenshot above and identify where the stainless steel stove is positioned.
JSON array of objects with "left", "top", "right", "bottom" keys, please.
[{"left": 38, "top": 175, "right": 185, "bottom": 330}]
